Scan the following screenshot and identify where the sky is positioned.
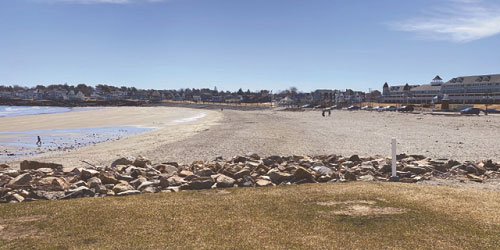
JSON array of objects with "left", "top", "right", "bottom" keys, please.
[{"left": 1, "top": 0, "right": 500, "bottom": 92}]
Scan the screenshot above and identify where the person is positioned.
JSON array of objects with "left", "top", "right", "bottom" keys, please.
[
  {"left": 36, "top": 136, "right": 42, "bottom": 146},
  {"left": 328, "top": 110, "right": 331, "bottom": 116},
  {"left": 322, "top": 110, "right": 325, "bottom": 117}
]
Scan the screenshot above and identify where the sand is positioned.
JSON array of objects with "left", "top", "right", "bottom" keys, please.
[{"left": 3, "top": 107, "right": 500, "bottom": 169}]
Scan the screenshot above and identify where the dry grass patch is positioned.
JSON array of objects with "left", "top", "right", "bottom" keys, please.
[{"left": 0, "top": 182, "right": 500, "bottom": 249}]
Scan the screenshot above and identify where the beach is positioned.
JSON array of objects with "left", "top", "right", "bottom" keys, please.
[{"left": 2, "top": 107, "right": 500, "bottom": 168}]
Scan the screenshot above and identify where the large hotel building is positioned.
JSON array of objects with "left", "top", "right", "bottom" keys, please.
[{"left": 382, "top": 74, "right": 500, "bottom": 104}]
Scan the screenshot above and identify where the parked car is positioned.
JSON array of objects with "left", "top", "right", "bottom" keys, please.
[
  {"left": 361, "top": 106, "right": 372, "bottom": 111},
  {"left": 373, "top": 106, "right": 383, "bottom": 111},
  {"left": 398, "top": 105, "right": 415, "bottom": 112},
  {"left": 301, "top": 104, "right": 313, "bottom": 108},
  {"left": 484, "top": 108, "right": 500, "bottom": 114},
  {"left": 382, "top": 106, "right": 397, "bottom": 111},
  {"left": 330, "top": 105, "right": 343, "bottom": 110},
  {"left": 460, "top": 107, "right": 481, "bottom": 115},
  {"left": 347, "top": 105, "right": 360, "bottom": 110},
  {"left": 314, "top": 105, "right": 323, "bottom": 109}
]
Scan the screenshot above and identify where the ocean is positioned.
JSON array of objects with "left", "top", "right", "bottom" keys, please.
[{"left": 0, "top": 105, "right": 74, "bottom": 117}]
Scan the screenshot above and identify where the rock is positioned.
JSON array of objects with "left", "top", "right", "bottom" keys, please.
[
  {"left": 267, "top": 170, "right": 292, "bottom": 183},
  {"left": 467, "top": 174, "right": 483, "bottom": 183},
  {"left": 98, "top": 172, "right": 119, "bottom": 185},
  {"left": 359, "top": 175, "right": 374, "bottom": 182},
  {"left": 481, "top": 160, "right": 498, "bottom": 171},
  {"left": 342, "top": 161, "right": 355, "bottom": 168},
  {"left": 214, "top": 174, "right": 236, "bottom": 188},
  {"left": 63, "top": 186, "right": 95, "bottom": 199},
  {"left": 402, "top": 166, "right": 428, "bottom": 175},
  {"left": 348, "top": 155, "right": 361, "bottom": 162},
  {"left": 184, "top": 178, "right": 214, "bottom": 190},
  {"left": 11, "top": 193, "right": 25, "bottom": 202},
  {"left": 111, "top": 157, "right": 135, "bottom": 168},
  {"left": 116, "top": 190, "right": 141, "bottom": 196},
  {"left": 112, "top": 183, "right": 135, "bottom": 193},
  {"left": 233, "top": 156, "right": 248, "bottom": 163},
  {"left": 116, "top": 174, "right": 134, "bottom": 182},
  {"left": 80, "top": 169, "right": 99, "bottom": 181},
  {"left": 344, "top": 171, "right": 357, "bottom": 181},
  {"left": 137, "top": 181, "right": 156, "bottom": 191},
  {"left": 7, "top": 173, "right": 32, "bottom": 187},
  {"left": 196, "top": 168, "right": 214, "bottom": 177},
  {"left": 263, "top": 155, "right": 282, "bottom": 165},
  {"left": 87, "top": 177, "right": 102, "bottom": 189},
  {"left": 255, "top": 179, "right": 273, "bottom": 187},
  {"left": 465, "top": 164, "right": 486, "bottom": 175},
  {"left": 133, "top": 156, "right": 151, "bottom": 168},
  {"left": 20, "top": 160, "right": 62, "bottom": 170},
  {"left": 234, "top": 168, "right": 251, "bottom": 179},
  {"left": 293, "top": 167, "right": 314, "bottom": 181},
  {"left": 142, "top": 186, "right": 158, "bottom": 193},
  {"left": 246, "top": 152, "right": 260, "bottom": 160},
  {"left": 73, "top": 180, "right": 87, "bottom": 187},
  {"left": 178, "top": 170, "right": 194, "bottom": 178},
  {"left": 38, "top": 177, "right": 70, "bottom": 191},
  {"left": 312, "top": 166, "right": 333, "bottom": 176},
  {"left": 4, "top": 169, "right": 20, "bottom": 177},
  {"left": 160, "top": 175, "right": 185, "bottom": 188},
  {"left": 0, "top": 163, "right": 10, "bottom": 170},
  {"left": 154, "top": 164, "right": 178, "bottom": 175},
  {"left": 33, "top": 190, "right": 65, "bottom": 200}
]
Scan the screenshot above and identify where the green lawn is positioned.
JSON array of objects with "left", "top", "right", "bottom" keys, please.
[{"left": 1, "top": 182, "right": 500, "bottom": 249}]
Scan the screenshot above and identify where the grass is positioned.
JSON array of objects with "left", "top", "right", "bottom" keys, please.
[{"left": 1, "top": 182, "right": 500, "bottom": 249}]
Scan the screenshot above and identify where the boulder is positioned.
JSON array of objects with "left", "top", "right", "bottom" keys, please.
[
  {"left": 111, "top": 157, "right": 135, "bottom": 168},
  {"left": 142, "top": 186, "right": 158, "bottom": 193},
  {"left": 38, "top": 177, "right": 70, "bottom": 191},
  {"left": 32, "top": 190, "right": 65, "bottom": 200},
  {"left": 20, "top": 160, "right": 62, "bottom": 171},
  {"left": 311, "top": 166, "right": 333, "bottom": 176},
  {"left": 214, "top": 174, "right": 236, "bottom": 188},
  {"left": 80, "top": 169, "right": 99, "bottom": 181},
  {"left": 133, "top": 156, "right": 151, "bottom": 168},
  {"left": 344, "top": 171, "right": 357, "bottom": 181},
  {"left": 348, "top": 155, "right": 361, "bottom": 162},
  {"left": 112, "top": 183, "right": 135, "bottom": 193},
  {"left": 160, "top": 175, "right": 185, "bottom": 188},
  {"left": 116, "top": 190, "right": 141, "bottom": 196},
  {"left": 359, "top": 174, "right": 374, "bottom": 182},
  {"left": 256, "top": 179, "right": 273, "bottom": 187},
  {"left": 184, "top": 178, "right": 214, "bottom": 190},
  {"left": 7, "top": 173, "right": 32, "bottom": 187},
  {"left": 234, "top": 168, "right": 251, "bottom": 179},
  {"left": 196, "top": 168, "right": 214, "bottom": 177},
  {"left": 0, "top": 163, "right": 10, "bottom": 170},
  {"left": 267, "top": 170, "right": 292, "bottom": 183},
  {"left": 402, "top": 166, "right": 428, "bottom": 175},
  {"left": 98, "top": 172, "right": 119, "bottom": 185},
  {"left": 178, "top": 170, "right": 194, "bottom": 178},
  {"left": 154, "top": 164, "right": 178, "bottom": 175},
  {"left": 293, "top": 167, "right": 314, "bottom": 181},
  {"left": 63, "top": 186, "right": 95, "bottom": 199},
  {"left": 87, "top": 177, "right": 102, "bottom": 189},
  {"left": 137, "top": 181, "right": 156, "bottom": 191}
]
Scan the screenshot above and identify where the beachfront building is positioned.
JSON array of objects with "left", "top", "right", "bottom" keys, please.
[
  {"left": 442, "top": 74, "right": 500, "bottom": 104},
  {"left": 382, "top": 74, "right": 500, "bottom": 104},
  {"left": 313, "top": 89, "right": 335, "bottom": 103},
  {"left": 382, "top": 82, "right": 418, "bottom": 103}
]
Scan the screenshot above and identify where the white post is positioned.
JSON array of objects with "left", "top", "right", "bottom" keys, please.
[{"left": 390, "top": 138, "right": 399, "bottom": 182}]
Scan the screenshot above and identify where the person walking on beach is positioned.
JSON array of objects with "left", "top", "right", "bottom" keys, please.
[
  {"left": 36, "top": 136, "right": 42, "bottom": 147},
  {"left": 322, "top": 110, "right": 325, "bottom": 117},
  {"left": 328, "top": 110, "right": 331, "bottom": 116}
]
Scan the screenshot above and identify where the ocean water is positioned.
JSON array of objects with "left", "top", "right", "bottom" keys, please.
[
  {"left": 0, "top": 126, "right": 153, "bottom": 161},
  {"left": 0, "top": 106, "right": 74, "bottom": 117}
]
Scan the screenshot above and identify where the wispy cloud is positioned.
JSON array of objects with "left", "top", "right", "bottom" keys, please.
[
  {"left": 391, "top": 0, "right": 500, "bottom": 42},
  {"left": 34, "top": 0, "right": 170, "bottom": 4}
]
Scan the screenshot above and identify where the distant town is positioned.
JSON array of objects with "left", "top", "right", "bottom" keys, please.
[{"left": 1, "top": 73, "right": 499, "bottom": 106}]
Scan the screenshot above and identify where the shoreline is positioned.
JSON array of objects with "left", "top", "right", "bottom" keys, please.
[{"left": 0, "top": 107, "right": 222, "bottom": 168}]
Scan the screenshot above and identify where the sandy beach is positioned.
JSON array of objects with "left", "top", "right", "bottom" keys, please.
[{"left": 2, "top": 107, "right": 500, "bottom": 168}]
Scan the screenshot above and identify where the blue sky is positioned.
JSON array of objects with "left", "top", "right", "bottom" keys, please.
[{"left": 1, "top": 0, "right": 500, "bottom": 92}]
